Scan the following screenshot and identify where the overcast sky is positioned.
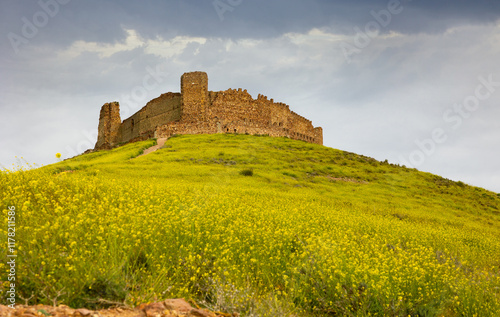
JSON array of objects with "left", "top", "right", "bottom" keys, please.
[{"left": 1, "top": 0, "right": 499, "bottom": 192}]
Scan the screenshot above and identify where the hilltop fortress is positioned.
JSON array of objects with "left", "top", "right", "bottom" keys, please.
[{"left": 95, "top": 72, "right": 323, "bottom": 150}]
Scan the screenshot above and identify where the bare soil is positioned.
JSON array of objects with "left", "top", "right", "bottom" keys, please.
[{"left": 0, "top": 299, "right": 237, "bottom": 317}]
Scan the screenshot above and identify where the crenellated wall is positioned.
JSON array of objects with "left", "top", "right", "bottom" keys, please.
[{"left": 95, "top": 72, "right": 322, "bottom": 150}]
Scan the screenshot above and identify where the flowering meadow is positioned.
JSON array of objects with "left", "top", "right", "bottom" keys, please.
[{"left": 1, "top": 134, "right": 500, "bottom": 316}]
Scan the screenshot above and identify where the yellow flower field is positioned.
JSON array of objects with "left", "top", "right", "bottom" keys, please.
[{"left": 1, "top": 134, "right": 499, "bottom": 316}]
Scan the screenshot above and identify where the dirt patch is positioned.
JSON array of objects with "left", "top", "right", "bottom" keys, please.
[
  {"left": 326, "top": 175, "right": 368, "bottom": 184},
  {"left": 135, "top": 138, "right": 168, "bottom": 158},
  {"left": 0, "top": 299, "right": 237, "bottom": 317}
]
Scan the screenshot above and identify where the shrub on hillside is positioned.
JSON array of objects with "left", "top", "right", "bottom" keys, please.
[{"left": 239, "top": 169, "right": 253, "bottom": 176}]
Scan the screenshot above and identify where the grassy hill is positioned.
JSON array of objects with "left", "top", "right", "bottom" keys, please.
[{"left": 1, "top": 134, "right": 500, "bottom": 316}]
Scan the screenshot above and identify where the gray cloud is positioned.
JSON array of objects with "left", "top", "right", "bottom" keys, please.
[{"left": 2, "top": 0, "right": 500, "bottom": 55}]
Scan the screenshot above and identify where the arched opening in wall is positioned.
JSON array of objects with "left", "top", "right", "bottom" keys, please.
[
  {"left": 234, "top": 129, "right": 237, "bottom": 133},
  {"left": 131, "top": 119, "right": 135, "bottom": 132}
]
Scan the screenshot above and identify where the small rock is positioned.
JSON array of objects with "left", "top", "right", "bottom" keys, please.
[
  {"left": 0, "top": 305, "right": 13, "bottom": 314},
  {"left": 163, "top": 299, "right": 192, "bottom": 313},
  {"left": 142, "top": 302, "right": 166, "bottom": 317},
  {"left": 188, "top": 308, "right": 212, "bottom": 317},
  {"left": 24, "top": 308, "right": 39, "bottom": 315},
  {"left": 75, "top": 308, "right": 94, "bottom": 316}
]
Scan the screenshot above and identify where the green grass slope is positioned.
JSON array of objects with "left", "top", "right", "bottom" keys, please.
[{"left": 1, "top": 134, "right": 500, "bottom": 316}]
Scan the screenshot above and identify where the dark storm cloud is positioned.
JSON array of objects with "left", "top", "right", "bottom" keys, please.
[
  {"left": 80, "top": 0, "right": 500, "bottom": 37},
  {"left": 2, "top": 0, "right": 500, "bottom": 55}
]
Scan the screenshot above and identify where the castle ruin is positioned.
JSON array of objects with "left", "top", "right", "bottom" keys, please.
[{"left": 95, "top": 72, "right": 323, "bottom": 150}]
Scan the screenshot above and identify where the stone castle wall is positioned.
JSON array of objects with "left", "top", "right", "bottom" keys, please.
[
  {"left": 119, "top": 92, "right": 181, "bottom": 144},
  {"left": 95, "top": 72, "right": 322, "bottom": 150}
]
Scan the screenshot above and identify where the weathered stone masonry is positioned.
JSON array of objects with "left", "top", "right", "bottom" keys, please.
[{"left": 94, "top": 72, "right": 323, "bottom": 150}]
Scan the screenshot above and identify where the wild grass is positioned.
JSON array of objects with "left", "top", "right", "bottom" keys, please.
[{"left": 1, "top": 134, "right": 499, "bottom": 316}]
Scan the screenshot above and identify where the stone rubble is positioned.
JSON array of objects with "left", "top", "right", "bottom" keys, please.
[{"left": 0, "top": 299, "right": 238, "bottom": 317}]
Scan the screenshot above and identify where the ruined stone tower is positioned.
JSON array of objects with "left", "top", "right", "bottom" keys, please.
[
  {"left": 95, "top": 102, "right": 121, "bottom": 150},
  {"left": 180, "top": 71, "right": 208, "bottom": 122}
]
